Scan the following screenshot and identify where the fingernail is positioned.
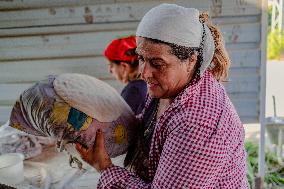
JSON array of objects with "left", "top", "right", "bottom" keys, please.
[{"left": 97, "top": 129, "right": 102, "bottom": 133}]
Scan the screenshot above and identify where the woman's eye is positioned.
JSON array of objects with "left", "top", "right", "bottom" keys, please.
[{"left": 150, "top": 61, "right": 163, "bottom": 69}]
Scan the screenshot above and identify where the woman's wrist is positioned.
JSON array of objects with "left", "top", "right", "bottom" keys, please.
[{"left": 99, "top": 162, "right": 114, "bottom": 173}]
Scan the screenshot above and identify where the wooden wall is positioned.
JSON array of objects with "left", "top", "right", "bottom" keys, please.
[{"left": 0, "top": 0, "right": 263, "bottom": 124}]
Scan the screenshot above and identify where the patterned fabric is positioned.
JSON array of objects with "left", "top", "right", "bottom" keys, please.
[
  {"left": 97, "top": 71, "right": 249, "bottom": 188},
  {"left": 9, "top": 75, "right": 137, "bottom": 158}
]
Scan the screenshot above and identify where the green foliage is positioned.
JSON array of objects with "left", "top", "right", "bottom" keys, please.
[
  {"left": 268, "top": 5, "right": 272, "bottom": 28},
  {"left": 267, "top": 29, "right": 284, "bottom": 60},
  {"left": 267, "top": 5, "right": 284, "bottom": 60},
  {"left": 245, "top": 141, "right": 284, "bottom": 188},
  {"left": 246, "top": 141, "right": 258, "bottom": 188}
]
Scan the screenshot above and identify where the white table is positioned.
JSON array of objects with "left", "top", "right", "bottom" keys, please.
[{"left": 16, "top": 146, "right": 125, "bottom": 189}]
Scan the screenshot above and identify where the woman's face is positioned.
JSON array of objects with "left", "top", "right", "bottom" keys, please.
[
  {"left": 107, "top": 61, "right": 130, "bottom": 84},
  {"left": 136, "top": 37, "right": 196, "bottom": 99},
  {"left": 107, "top": 61, "right": 124, "bottom": 82}
]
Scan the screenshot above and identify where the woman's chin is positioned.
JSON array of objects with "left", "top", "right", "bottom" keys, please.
[{"left": 148, "top": 90, "right": 162, "bottom": 99}]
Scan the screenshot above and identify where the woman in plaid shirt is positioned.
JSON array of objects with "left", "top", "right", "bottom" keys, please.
[{"left": 76, "top": 3, "right": 249, "bottom": 188}]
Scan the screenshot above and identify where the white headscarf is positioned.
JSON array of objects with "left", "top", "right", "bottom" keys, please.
[{"left": 136, "top": 3, "right": 215, "bottom": 76}]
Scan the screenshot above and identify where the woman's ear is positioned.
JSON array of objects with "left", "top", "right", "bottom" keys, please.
[
  {"left": 120, "top": 62, "right": 131, "bottom": 82},
  {"left": 187, "top": 52, "right": 198, "bottom": 73},
  {"left": 189, "top": 52, "right": 198, "bottom": 65},
  {"left": 120, "top": 62, "right": 131, "bottom": 74}
]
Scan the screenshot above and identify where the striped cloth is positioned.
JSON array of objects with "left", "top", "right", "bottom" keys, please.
[{"left": 97, "top": 71, "right": 249, "bottom": 188}]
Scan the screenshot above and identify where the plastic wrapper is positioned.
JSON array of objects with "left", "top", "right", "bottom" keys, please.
[
  {"left": 0, "top": 122, "right": 55, "bottom": 159},
  {"left": 9, "top": 73, "right": 137, "bottom": 159}
]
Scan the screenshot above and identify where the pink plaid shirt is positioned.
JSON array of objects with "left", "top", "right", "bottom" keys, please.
[{"left": 98, "top": 71, "right": 249, "bottom": 188}]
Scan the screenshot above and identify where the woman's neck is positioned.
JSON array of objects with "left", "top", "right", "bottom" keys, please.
[
  {"left": 127, "top": 70, "right": 140, "bottom": 82},
  {"left": 157, "top": 98, "right": 172, "bottom": 118}
]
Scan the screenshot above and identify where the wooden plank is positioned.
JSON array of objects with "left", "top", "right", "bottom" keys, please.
[
  {"left": 225, "top": 68, "right": 260, "bottom": 93},
  {"left": 0, "top": 82, "right": 123, "bottom": 104},
  {"left": 0, "top": 106, "right": 12, "bottom": 126},
  {"left": 0, "top": 0, "right": 260, "bottom": 29},
  {"left": 0, "top": 0, "right": 260, "bottom": 17},
  {"left": 240, "top": 116, "right": 258, "bottom": 123},
  {"left": 221, "top": 23, "right": 260, "bottom": 44},
  {"left": 225, "top": 80, "right": 259, "bottom": 93},
  {"left": 0, "top": 30, "right": 136, "bottom": 61},
  {"left": 0, "top": 0, "right": 114, "bottom": 10},
  {"left": 213, "top": 15, "right": 259, "bottom": 25},
  {"left": 228, "top": 91, "right": 259, "bottom": 121},
  {"left": 226, "top": 42, "right": 259, "bottom": 51},
  {"left": 0, "top": 24, "right": 259, "bottom": 48},
  {"left": 0, "top": 83, "right": 32, "bottom": 105},
  {"left": 0, "top": 22, "right": 139, "bottom": 37},
  {"left": 0, "top": 0, "right": 191, "bottom": 10},
  {"left": 0, "top": 30, "right": 134, "bottom": 49},
  {"left": 0, "top": 4, "right": 140, "bottom": 28},
  {"left": 234, "top": 101, "right": 258, "bottom": 117},
  {"left": 210, "top": 0, "right": 260, "bottom": 17},
  {"left": 229, "top": 49, "right": 260, "bottom": 68},
  {"left": 0, "top": 23, "right": 260, "bottom": 61},
  {"left": 0, "top": 65, "right": 258, "bottom": 91},
  {"left": 228, "top": 92, "right": 259, "bottom": 122},
  {"left": 0, "top": 57, "right": 113, "bottom": 83},
  {"left": 228, "top": 92, "right": 258, "bottom": 100},
  {"left": 0, "top": 81, "right": 123, "bottom": 110},
  {"left": 0, "top": 1, "right": 210, "bottom": 29},
  {"left": 0, "top": 16, "right": 259, "bottom": 37},
  {"left": 229, "top": 67, "right": 259, "bottom": 77}
]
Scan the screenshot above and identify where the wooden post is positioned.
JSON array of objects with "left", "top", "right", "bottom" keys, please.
[
  {"left": 255, "top": 176, "right": 264, "bottom": 189},
  {"left": 259, "top": 0, "right": 268, "bottom": 186}
]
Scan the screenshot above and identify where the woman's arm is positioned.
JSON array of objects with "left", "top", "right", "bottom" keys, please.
[
  {"left": 85, "top": 125, "right": 225, "bottom": 188},
  {"left": 77, "top": 120, "right": 247, "bottom": 188}
]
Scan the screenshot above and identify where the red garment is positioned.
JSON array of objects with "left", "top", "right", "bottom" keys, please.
[
  {"left": 98, "top": 71, "right": 249, "bottom": 188},
  {"left": 104, "top": 36, "right": 137, "bottom": 62}
]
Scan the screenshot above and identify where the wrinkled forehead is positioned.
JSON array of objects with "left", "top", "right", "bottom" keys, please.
[{"left": 136, "top": 37, "right": 171, "bottom": 57}]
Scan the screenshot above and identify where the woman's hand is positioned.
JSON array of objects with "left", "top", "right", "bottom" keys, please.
[{"left": 75, "top": 129, "right": 113, "bottom": 172}]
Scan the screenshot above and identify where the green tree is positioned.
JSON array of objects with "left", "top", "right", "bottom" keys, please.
[{"left": 267, "top": 5, "right": 284, "bottom": 60}]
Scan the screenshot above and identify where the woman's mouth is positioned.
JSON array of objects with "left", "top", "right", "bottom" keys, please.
[{"left": 147, "top": 82, "right": 158, "bottom": 90}]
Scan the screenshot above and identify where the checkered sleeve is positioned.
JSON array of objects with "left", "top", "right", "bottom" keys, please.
[
  {"left": 97, "top": 165, "right": 151, "bottom": 189},
  {"left": 150, "top": 123, "right": 227, "bottom": 188},
  {"left": 97, "top": 125, "right": 247, "bottom": 188},
  {"left": 151, "top": 112, "right": 248, "bottom": 188}
]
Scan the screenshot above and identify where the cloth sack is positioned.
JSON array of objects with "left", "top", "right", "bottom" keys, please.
[{"left": 9, "top": 73, "right": 137, "bottom": 158}]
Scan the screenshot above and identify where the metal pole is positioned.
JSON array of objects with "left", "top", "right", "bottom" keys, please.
[
  {"left": 273, "top": 95, "right": 277, "bottom": 117},
  {"left": 258, "top": 0, "right": 268, "bottom": 185}
]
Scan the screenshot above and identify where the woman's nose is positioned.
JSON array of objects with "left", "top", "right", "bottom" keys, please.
[{"left": 140, "top": 62, "right": 152, "bottom": 80}]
